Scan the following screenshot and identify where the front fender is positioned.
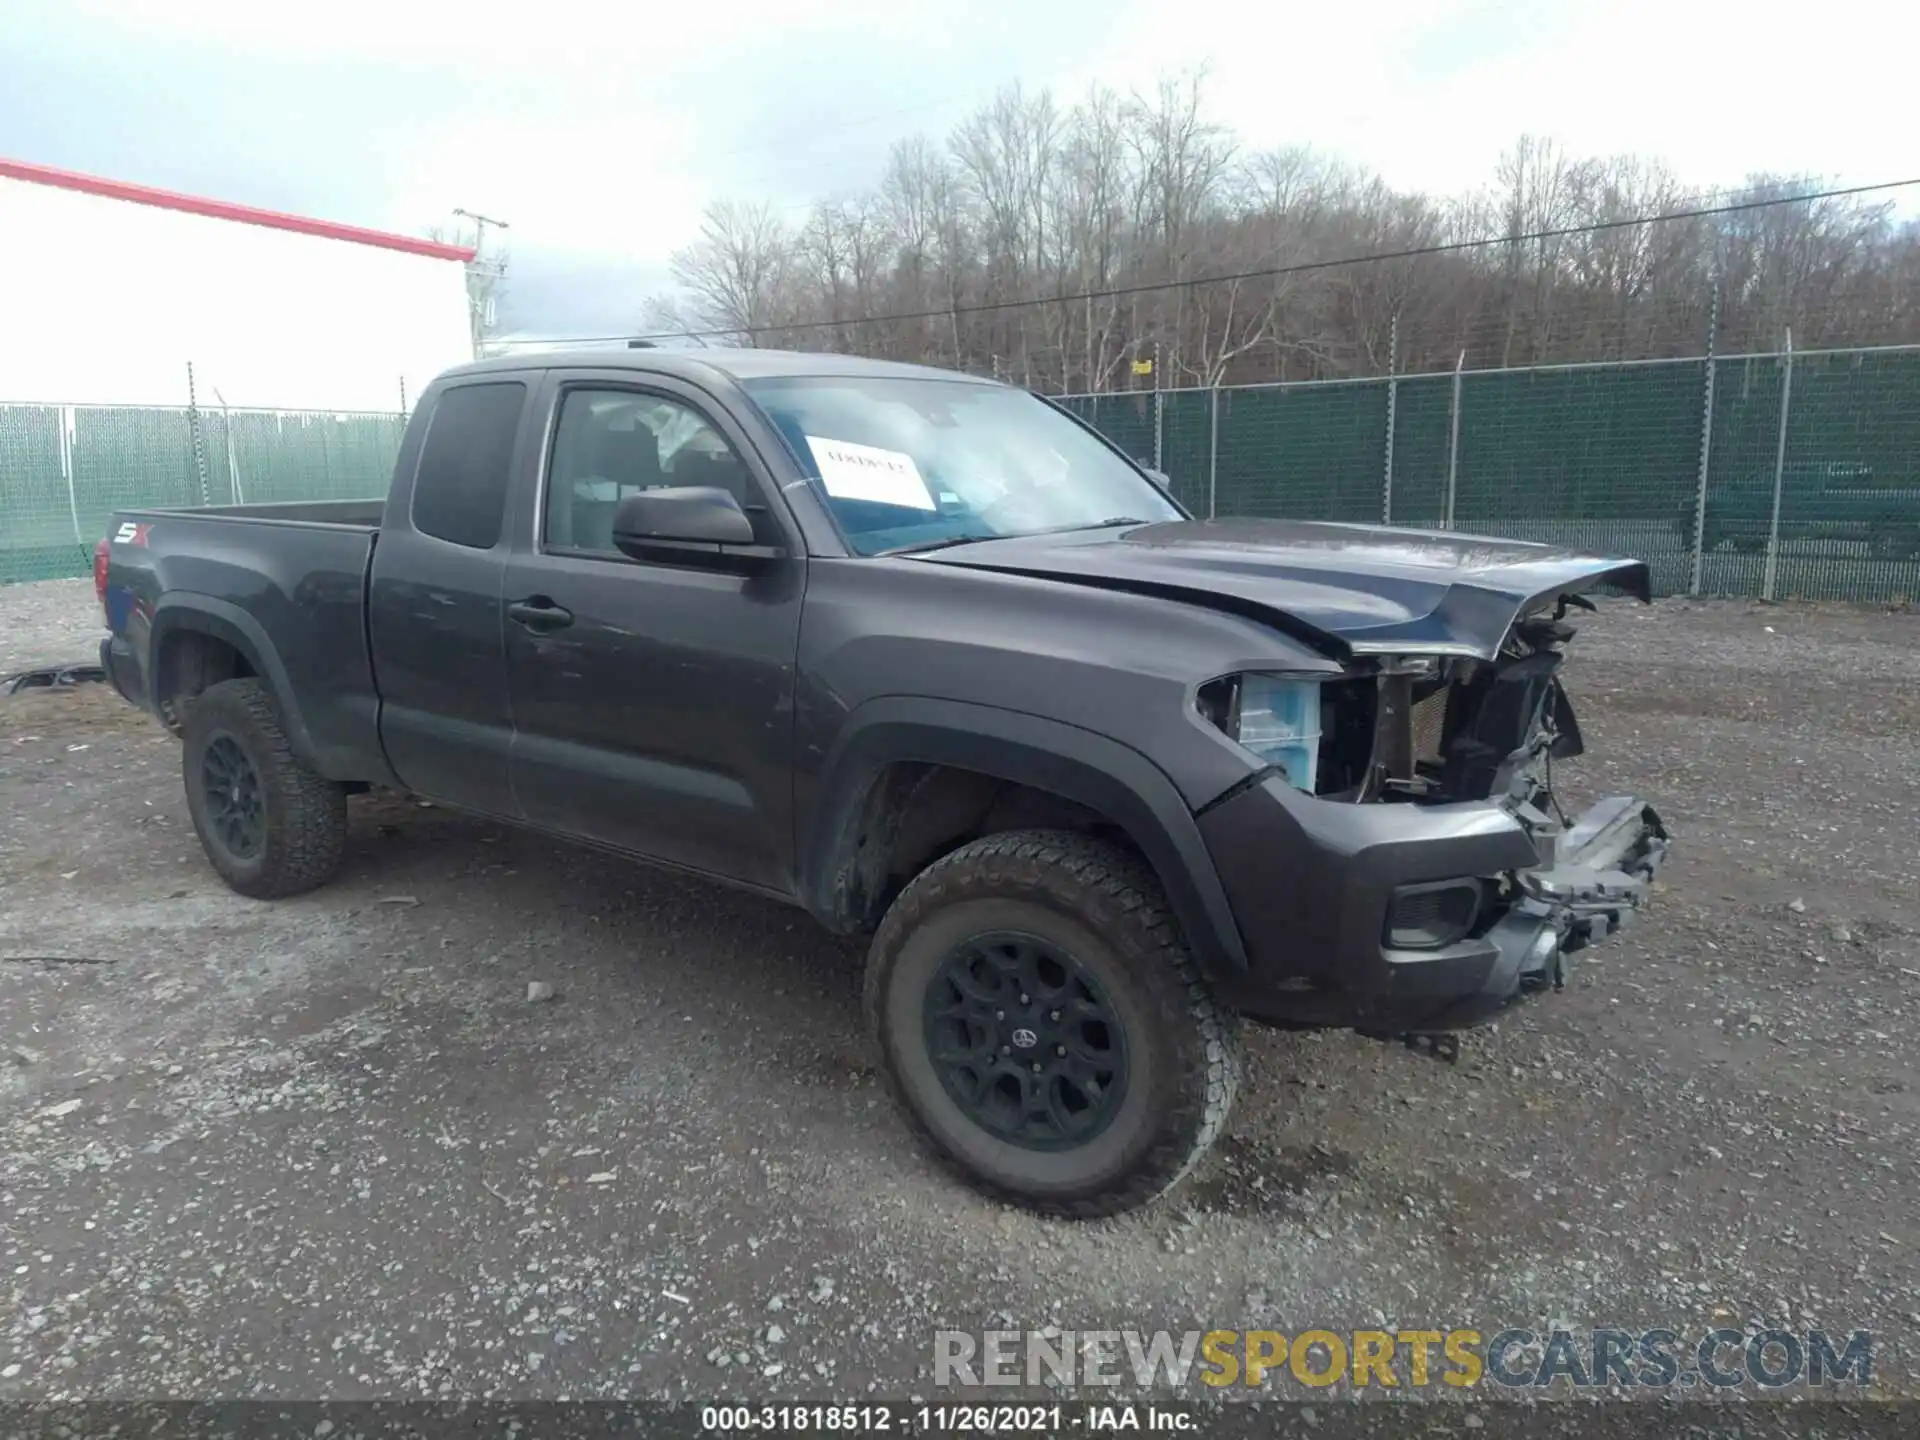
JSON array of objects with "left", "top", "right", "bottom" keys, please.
[{"left": 799, "top": 696, "right": 1248, "bottom": 977}]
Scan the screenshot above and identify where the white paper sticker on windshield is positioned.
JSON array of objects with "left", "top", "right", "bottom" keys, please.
[{"left": 805, "top": 435, "right": 935, "bottom": 510}]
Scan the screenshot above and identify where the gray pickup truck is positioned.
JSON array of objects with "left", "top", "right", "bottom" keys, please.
[
  {"left": 1688, "top": 461, "right": 1920, "bottom": 557},
  {"left": 97, "top": 348, "right": 1669, "bottom": 1216}
]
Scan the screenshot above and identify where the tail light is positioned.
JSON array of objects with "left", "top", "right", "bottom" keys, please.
[{"left": 93, "top": 536, "right": 111, "bottom": 612}]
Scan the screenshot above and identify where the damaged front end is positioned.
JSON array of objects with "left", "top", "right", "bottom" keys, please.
[{"left": 1194, "top": 593, "right": 1669, "bottom": 1037}]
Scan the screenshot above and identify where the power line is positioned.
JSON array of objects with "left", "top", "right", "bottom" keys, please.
[{"left": 490, "top": 174, "right": 1920, "bottom": 349}]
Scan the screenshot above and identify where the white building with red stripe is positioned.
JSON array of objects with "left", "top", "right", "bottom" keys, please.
[{"left": 0, "top": 158, "right": 476, "bottom": 413}]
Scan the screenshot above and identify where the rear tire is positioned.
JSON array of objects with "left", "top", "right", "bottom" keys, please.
[
  {"left": 181, "top": 678, "right": 347, "bottom": 899},
  {"left": 865, "top": 830, "right": 1239, "bottom": 1218}
]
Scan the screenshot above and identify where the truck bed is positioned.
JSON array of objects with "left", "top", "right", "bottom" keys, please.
[{"left": 102, "top": 501, "right": 388, "bottom": 782}]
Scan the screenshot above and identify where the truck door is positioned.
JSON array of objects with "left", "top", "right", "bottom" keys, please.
[
  {"left": 501, "top": 373, "right": 804, "bottom": 893},
  {"left": 367, "top": 378, "right": 534, "bottom": 818}
]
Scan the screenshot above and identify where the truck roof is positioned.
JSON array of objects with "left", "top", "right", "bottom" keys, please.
[{"left": 442, "top": 347, "right": 1003, "bottom": 388}]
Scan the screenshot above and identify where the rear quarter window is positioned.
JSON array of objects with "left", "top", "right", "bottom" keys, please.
[{"left": 410, "top": 382, "right": 527, "bottom": 549}]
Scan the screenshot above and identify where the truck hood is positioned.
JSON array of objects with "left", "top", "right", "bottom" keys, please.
[{"left": 912, "top": 517, "right": 1651, "bottom": 661}]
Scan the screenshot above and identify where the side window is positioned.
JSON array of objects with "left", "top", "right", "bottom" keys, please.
[
  {"left": 410, "top": 382, "right": 526, "bottom": 549},
  {"left": 544, "top": 388, "right": 756, "bottom": 555}
]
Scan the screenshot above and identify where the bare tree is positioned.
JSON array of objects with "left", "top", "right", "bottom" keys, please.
[
  {"left": 663, "top": 200, "right": 796, "bottom": 342},
  {"left": 641, "top": 79, "right": 1915, "bottom": 382}
]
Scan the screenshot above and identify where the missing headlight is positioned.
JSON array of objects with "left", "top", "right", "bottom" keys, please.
[{"left": 1315, "top": 676, "right": 1378, "bottom": 795}]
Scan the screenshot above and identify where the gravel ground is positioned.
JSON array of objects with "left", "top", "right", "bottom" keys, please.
[
  {"left": 0, "top": 578, "right": 105, "bottom": 679},
  {"left": 3, "top": 579, "right": 1919, "bottom": 1404}
]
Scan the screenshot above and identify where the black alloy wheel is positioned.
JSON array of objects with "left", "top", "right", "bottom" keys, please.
[
  {"left": 199, "top": 733, "right": 266, "bottom": 862},
  {"left": 922, "top": 930, "right": 1130, "bottom": 1152},
  {"left": 865, "top": 830, "right": 1240, "bottom": 1217}
]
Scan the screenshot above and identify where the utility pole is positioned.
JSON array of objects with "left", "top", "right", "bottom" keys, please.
[
  {"left": 454, "top": 207, "right": 510, "bottom": 253},
  {"left": 453, "top": 207, "right": 510, "bottom": 357}
]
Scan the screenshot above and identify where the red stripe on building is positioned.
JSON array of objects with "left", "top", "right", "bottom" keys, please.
[{"left": 0, "top": 157, "right": 478, "bottom": 262}]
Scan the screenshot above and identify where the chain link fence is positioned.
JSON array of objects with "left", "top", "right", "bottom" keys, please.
[
  {"left": 1059, "top": 342, "right": 1920, "bottom": 603},
  {"left": 1, "top": 404, "right": 406, "bottom": 583},
  {"left": 6, "top": 343, "right": 1918, "bottom": 601}
]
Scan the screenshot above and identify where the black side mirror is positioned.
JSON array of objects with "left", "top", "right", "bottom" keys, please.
[{"left": 611, "top": 486, "right": 780, "bottom": 569}]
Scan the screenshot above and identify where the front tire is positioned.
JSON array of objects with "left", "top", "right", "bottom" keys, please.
[
  {"left": 865, "top": 830, "right": 1239, "bottom": 1217},
  {"left": 181, "top": 678, "right": 347, "bottom": 899}
]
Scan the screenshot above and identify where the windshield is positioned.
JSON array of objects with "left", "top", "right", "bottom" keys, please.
[{"left": 739, "top": 375, "right": 1183, "bottom": 555}]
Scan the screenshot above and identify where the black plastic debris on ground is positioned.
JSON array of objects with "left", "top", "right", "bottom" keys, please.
[{"left": 2, "top": 662, "right": 107, "bottom": 696}]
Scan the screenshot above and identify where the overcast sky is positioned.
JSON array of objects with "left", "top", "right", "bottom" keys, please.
[{"left": 5, "top": 0, "right": 1913, "bottom": 340}]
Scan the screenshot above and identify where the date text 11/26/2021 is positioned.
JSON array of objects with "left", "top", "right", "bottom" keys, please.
[{"left": 700, "top": 1403, "right": 1195, "bottom": 1433}]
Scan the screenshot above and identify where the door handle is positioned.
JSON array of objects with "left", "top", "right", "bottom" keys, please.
[{"left": 508, "top": 597, "right": 574, "bottom": 632}]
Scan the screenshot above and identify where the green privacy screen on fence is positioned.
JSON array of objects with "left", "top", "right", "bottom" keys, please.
[
  {"left": 1060, "top": 343, "right": 1920, "bottom": 604},
  {"left": 0, "top": 405, "right": 405, "bottom": 583},
  {"left": 5, "top": 346, "right": 1919, "bottom": 600},
  {"left": 1445, "top": 360, "right": 1707, "bottom": 596}
]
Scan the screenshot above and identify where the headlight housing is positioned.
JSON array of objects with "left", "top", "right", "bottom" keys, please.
[
  {"left": 1197, "top": 656, "right": 1451, "bottom": 798},
  {"left": 1196, "top": 672, "right": 1325, "bottom": 792}
]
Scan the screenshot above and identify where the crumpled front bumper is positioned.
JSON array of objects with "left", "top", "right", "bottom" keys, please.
[
  {"left": 1434, "top": 794, "right": 1669, "bottom": 1030},
  {"left": 1196, "top": 777, "right": 1670, "bottom": 1033}
]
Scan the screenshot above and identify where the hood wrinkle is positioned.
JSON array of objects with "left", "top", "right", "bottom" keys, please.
[{"left": 913, "top": 518, "right": 1651, "bottom": 661}]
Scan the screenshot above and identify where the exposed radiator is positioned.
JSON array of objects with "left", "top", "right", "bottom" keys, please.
[{"left": 1410, "top": 685, "right": 1451, "bottom": 765}]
